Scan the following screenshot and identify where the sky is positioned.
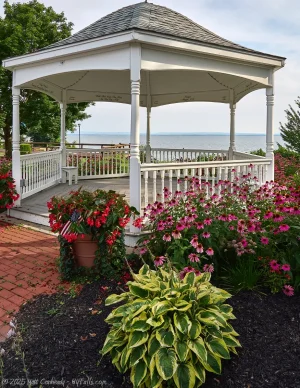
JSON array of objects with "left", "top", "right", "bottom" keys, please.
[{"left": 1, "top": 0, "right": 300, "bottom": 135}]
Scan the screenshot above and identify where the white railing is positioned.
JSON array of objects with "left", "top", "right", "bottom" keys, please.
[
  {"left": 21, "top": 150, "right": 61, "bottom": 199},
  {"left": 66, "top": 148, "right": 130, "bottom": 179},
  {"left": 148, "top": 148, "right": 228, "bottom": 164},
  {"left": 140, "top": 158, "right": 271, "bottom": 208},
  {"left": 233, "top": 151, "right": 266, "bottom": 160}
]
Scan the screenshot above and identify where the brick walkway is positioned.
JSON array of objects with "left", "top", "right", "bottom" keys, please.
[{"left": 0, "top": 220, "right": 66, "bottom": 341}]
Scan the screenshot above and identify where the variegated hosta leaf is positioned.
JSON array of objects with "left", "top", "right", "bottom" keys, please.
[
  {"left": 129, "top": 345, "right": 147, "bottom": 367},
  {"left": 152, "top": 301, "right": 173, "bottom": 316},
  {"left": 204, "top": 309, "right": 228, "bottom": 327},
  {"left": 139, "top": 264, "right": 151, "bottom": 276},
  {"left": 174, "top": 340, "right": 189, "bottom": 362},
  {"left": 156, "top": 328, "right": 175, "bottom": 347},
  {"left": 155, "top": 348, "right": 178, "bottom": 380},
  {"left": 174, "top": 300, "right": 193, "bottom": 312},
  {"left": 193, "top": 361, "right": 206, "bottom": 383},
  {"left": 205, "top": 326, "right": 223, "bottom": 339},
  {"left": 183, "top": 271, "right": 196, "bottom": 286},
  {"left": 162, "top": 290, "right": 181, "bottom": 300},
  {"left": 149, "top": 356, "right": 163, "bottom": 388},
  {"left": 128, "top": 331, "right": 149, "bottom": 349},
  {"left": 120, "top": 345, "right": 131, "bottom": 371},
  {"left": 148, "top": 334, "right": 161, "bottom": 357},
  {"left": 202, "top": 351, "right": 222, "bottom": 374},
  {"left": 173, "top": 362, "right": 196, "bottom": 388},
  {"left": 174, "top": 312, "right": 191, "bottom": 334},
  {"left": 223, "top": 334, "right": 242, "bottom": 348},
  {"left": 102, "top": 337, "right": 118, "bottom": 355},
  {"left": 146, "top": 315, "right": 164, "bottom": 327},
  {"left": 189, "top": 320, "right": 202, "bottom": 340},
  {"left": 129, "top": 312, "right": 150, "bottom": 332},
  {"left": 222, "top": 323, "right": 240, "bottom": 336},
  {"left": 130, "top": 358, "right": 147, "bottom": 387},
  {"left": 105, "top": 293, "right": 129, "bottom": 306},
  {"left": 206, "top": 338, "right": 230, "bottom": 359},
  {"left": 188, "top": 338, "right": 207, "bottom": 364},
  {"left": 128, "top": 283, "right": 150, "bottom": 298}
]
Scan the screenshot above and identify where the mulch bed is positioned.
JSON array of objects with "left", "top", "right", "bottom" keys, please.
[{"left": 1, "top": 282, "right": 300, "bottom": 388}]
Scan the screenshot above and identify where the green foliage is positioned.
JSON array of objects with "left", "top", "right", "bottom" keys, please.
[
  {"left": 221, "top": 257, "right": 263, "bottom": 293},
  {"left": 101, "top": 264, "right": 240, "bottom": 388},
  {"left": 20, "top": 144, "right": 32, "bottom": 155},
  {"left": 0, "top": 0, "right": 92, "bottom": 156},
  {"left": 250, "top": 148, "right": 266, "bottom": 157},
  {"left": 279, "top": 97, "right": 300, "bottom": 154}
]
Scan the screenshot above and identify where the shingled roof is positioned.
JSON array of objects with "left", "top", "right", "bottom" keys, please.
[{"left": 43, "top": 2, "right": 283, "bottom": 59}]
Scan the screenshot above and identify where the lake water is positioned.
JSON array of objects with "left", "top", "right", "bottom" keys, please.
[{"left": 67, "top": 134, "right": 284, "bottom": 153}]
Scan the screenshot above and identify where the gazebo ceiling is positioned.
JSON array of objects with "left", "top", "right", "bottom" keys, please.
[
  {"left": 20, "top": 69, "right": 265, "bottom": 106},
  {"left": 4, "top": 2, "right": 285, "bottom": 107}
]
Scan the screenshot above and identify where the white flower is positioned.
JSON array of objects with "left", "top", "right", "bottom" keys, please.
[
  {"left": 6, "top": 329, "right": 15, "bottom": 338},
  {"left": 9, "top": 320, "right": 16, "bottom": 329},
  {"left": 0, "top": 348, "right": 5, "bottom": 356}
]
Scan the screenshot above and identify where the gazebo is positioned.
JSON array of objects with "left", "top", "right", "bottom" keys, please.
[{"left": 3, "top": 1, "right": 285, "bottom": 241}]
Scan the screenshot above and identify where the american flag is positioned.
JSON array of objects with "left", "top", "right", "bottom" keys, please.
[{"left": 61, "top": 210, "right": 82, "bottom": 237}]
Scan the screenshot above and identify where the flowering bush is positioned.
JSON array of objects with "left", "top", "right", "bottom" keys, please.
[
  {"left": 274, "top": 152, "right": 300, "bottom": 187},
  {"left": 102, "top": 264, "right": 240, "bottom": 388},
  {"left": 0, "top": 158, "right": 19, "bottom": 211},
  {"left": 48, "top": 188, "right": 138, "bottom": 279},
  {"left": 135, "top": 176, "right": 300, "bottom": 295}
]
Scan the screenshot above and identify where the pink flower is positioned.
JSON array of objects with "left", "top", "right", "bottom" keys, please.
[
  {"left": 283, "top": 285, "right": 294, "bottom": 296},
  {"left": 202, "top": 231, "right": 211, "bottom": 239},
  {"left": 206, "top": 248, "right": 214, "bottom": 256},
  {"left": 260, "top": 237, "right": 269, "bottom": 245},
  {"left": 190, "top": 235, "right": 198, "bottom": 248},
  {"left": 281, "top": 264, "right": 291, "bottom": 272},
  {"left": 278, "top": 224, "right": 290, "bottom": 232},
  {"left": 154, "top": 256, "right": 166, "bottom": 267},
  {"left": 241, "top": 239, "right": 248, "bottom": 248},
  {"left": 195, "top": 222, "right": 204, "bottom": 230},
  {"left": 196, "top": 243, "right": 204, "bottom": 253},
  {"left": 269, "top": 260, "right": 280, "bottom": 271},
  {"left": 172, "top": 230, "right": 181, "bottom": 239},
  {"left": 204, "top": 218, "right": 212, "bottom": 225},
  {"left": 176, "top": 222, "right": 186, "bottom": 231},
  {"left": 203, "top": 264, "right": 214, "bottom": 273},
  {"left": 264, "top": 211, "right": 273, "bottom": 219},
  {"left": 139, "top": 247, "right": 148, "bottom": 255},
  {"left": 188, "top": 253, "right": 200, "bottom": 263},
  {"left": 163, "top": 233, "right": 171, "bottom": 242}
]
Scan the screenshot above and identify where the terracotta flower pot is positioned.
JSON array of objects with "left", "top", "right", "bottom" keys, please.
[{"left": 72, "top": 235, "right": 98, "bottom": 268}]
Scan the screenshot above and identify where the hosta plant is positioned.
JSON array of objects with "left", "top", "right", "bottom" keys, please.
[{"left": 101, "top": 264, "right": 241, "bottom": 388}]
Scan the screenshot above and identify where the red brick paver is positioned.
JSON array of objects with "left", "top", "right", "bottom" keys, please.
[{"left": 0, "top": 220, "right": 69, "bottom": 342}]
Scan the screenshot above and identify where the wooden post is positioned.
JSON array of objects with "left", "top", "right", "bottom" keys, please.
[
  {"left": 130, "top": 44, "right": 141, "bottom": 233},
  {"left": 60, "top": 97, "right": 67, "bottom": 178},
  {"left": 228, "top": 90, "right": 236, "bottom": 160},
  {"left": 266, "top": 87, "right": 275, "bottom": 181},
  {"left": 12, "top": 86, "right": 21, "bottom": 207},
  {"left": 145, "top": 72, "right": 151, "bottom": 163}
]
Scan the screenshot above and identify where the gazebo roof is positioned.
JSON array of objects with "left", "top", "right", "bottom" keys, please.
[
  {"left": 44, "top": 1, "right": 281, "bottom": 60},
  {"left": 3, "top": 1, "right": 285, "bottom": 107}
]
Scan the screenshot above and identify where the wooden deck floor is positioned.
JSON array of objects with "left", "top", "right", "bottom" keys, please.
[{"left": 10, "top": 177, "right": 177, "bottom": 226}]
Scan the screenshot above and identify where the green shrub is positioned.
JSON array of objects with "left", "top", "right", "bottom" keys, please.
[
  {"left": 250, "top": 148, "right": 266, "bottom": 157},
  {"left": 20, "top": 144, "right": 32, "bottom": 155},
  {"left": 101, "top": 264, "right": 240, "bottom": 388}
]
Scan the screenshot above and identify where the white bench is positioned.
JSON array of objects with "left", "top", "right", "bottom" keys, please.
[{"left": 62, "top": 167, "right": 78, "bottom": 185}]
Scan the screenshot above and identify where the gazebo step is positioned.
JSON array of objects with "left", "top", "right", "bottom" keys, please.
[{"left": 9, "top": 208, "right": 49, "bottom": 227}]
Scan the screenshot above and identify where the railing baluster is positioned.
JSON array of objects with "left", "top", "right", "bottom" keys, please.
[
  {"left": 176, "top": 170, "right": 180, "bottom": 191},
  {"left": 169, "top": 170, "right": 173, "bottom": 194},
  {"left": 161, "top": 170, "right": 165, "bottom": 203},
  {"left": 153, "top": 171, "right": 157, "bottom": 203},
  {"left": 183, "top": 169, "right": 188, "bottom": 192},
  {"left": 144, "top": 170, "right": 149, "bottom": 208}
]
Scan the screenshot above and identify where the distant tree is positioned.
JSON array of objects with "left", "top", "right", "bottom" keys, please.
[
  {"left": 0, "top": 0, "right": 91, "bottom": 157},
  {"left": 279, "top": 97, "right": 300, "bottom": 154}
]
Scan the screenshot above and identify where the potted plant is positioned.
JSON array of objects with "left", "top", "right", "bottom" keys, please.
[{"left": 48, "top": 188, "right": 137, "bottom": 277}]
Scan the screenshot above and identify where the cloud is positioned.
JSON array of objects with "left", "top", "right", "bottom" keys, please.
[{"left": 1, "top": 0, "right": 298, "bottom": 135}]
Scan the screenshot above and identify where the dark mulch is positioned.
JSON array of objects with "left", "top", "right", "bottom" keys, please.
[{"left": 1, "top": 283, "right": 300, "bottom": 388}]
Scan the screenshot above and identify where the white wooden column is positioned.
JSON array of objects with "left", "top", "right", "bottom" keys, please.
[
  {"left": 145, "top": 72, "right": 152, "bottom": 163},
  {"left": 146, "top": 106, "right": 151, "bottom": 163},
  {"left": 266, "top": 88, "right": 275, "bottom": 181},
  {"left": 228, "top": 90, "right": 236, "bottom": 160},
  {"left": 12, "top": 87, "right": 21, "bottom": 207},
  {"left": 60, "top": 99, "right": 67, "bottom": 177},
  {"left": 130, "top": 44, "right": 141, "bottom": 233}
]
